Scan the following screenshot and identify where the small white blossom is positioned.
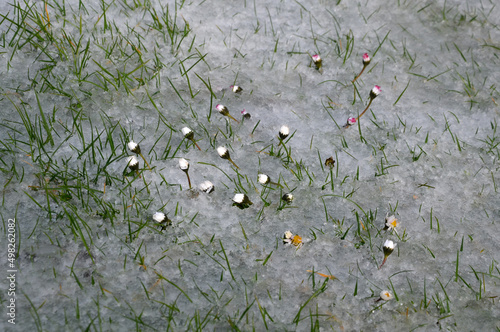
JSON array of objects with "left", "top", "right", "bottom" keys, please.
[
  {"left": 379, "top": 290, "right": 393, "bottom": 301},
  {"left": 182, "top": 127, "right": 193, "bottom": 138},
  {"left": 383, "top": 239, "right": 396, "bottom": 250},
  {"left": 179, "top": 158, "right": 189, "bottom": 171},
  {"left": 199, "top": 180, "right": 214, "bottom": 193},
  {"left": 282, "top": 193, "right": 294, "bottom": 203},
  {"left": 233, "top": 193, "right": 246, "bottom": 204},
  {"left": 370, "top": 85, "right": 381, "bottom": 99},
  {"left": 153, "top": 212, "right": 166, "bottom": 224},
  {"left": 128, "top": 141, "right": 140, "bottom": 154},
  {"left": 217, "top": 146, "right": 229, "bottom": 158},
  {"left": 279, "top": 125, "right": 290, "bottom": 140},
  {"left": 385, "top": 215, "right": 399, "bottom": 232},
  {"left": 230, "top": 85, "right": 242, "bottom": 93},
  {"left": 127, "top": 156, "right": 139, "bottom": 168},
  {"left": 258, "top": 174, "right": 270, "bottom": 185}
]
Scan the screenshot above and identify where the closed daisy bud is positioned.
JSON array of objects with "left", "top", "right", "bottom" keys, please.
[
  {"left": 279, "top": 125, "right": 290, "bottom": 140},
  {"left": 230, "top": 85, "right": 243, "bottom": 93},
  {"left": 128, "top": 141, "right": 141, "bottom": 154},
  {"left": 258, "top": 173, "right": 270, "bottom": 185},
  {"left": 179, "top": 158, "right": 189, "bottom": 171},
  {"left": 282, "top": 193, "right": 294, "bottom": 203},
  {"left": 241, "top": 109, "right": 251, "bottom": 119},
  {"left": 216, "top": 104, "right": 239, "bottom": 123},
  {"left": 199, "top": 180, "right": 214, "bottom": 194},
  {"left": 370, "top": 85, "right": 381, "bottom": 99},
  {"left": 127, "top": 156, "right": 139, "bottom": 171},
  {"left": 379, "top": 240, "right": 396, "bottom": 269},
  {"left": 312, "top": 54, "right": 322, "bottom": 70},
  {"left": 232, "top": 193, "right": 253, "bottom": 209},
  {"left": 153, "top": 212, "right": 171, "bottom": 230},
  {"left": 152, "top": 212, "right": 167, "bottom": 223},
  {"left": 343, "top": 117, "right": 357, "bottom": 128},
  {"left": 178, "top": 158, "right": 191, "bottom": 189},
  {"left": 217, "top": 146, "right": 239, "bottom": 169},
  {"left": 216, "top": 104, "right": 228, "bottom": 115},
  {"left": 379, "top": 290, "right": 393, "bottom": 301},
  {"left": 362, "top": 53, "right": 371, "bottom": 65},
  {"left": 217, "top": 146, "right": 229, "bottom": 159},
  {"left": 126, "top": 156, "right": 141, "bottom": 177},
  {"left": 181, "top": 127, "right": 201, "bottom": 151},
  {"left": 258, "top": 173, "right": 282, "bottom": 187},
  {"left": 352, "top": 53, "right": 371, "bottom": 83},
  {"left": 182, "top": 127, "right": 194, "bottom": 140}
]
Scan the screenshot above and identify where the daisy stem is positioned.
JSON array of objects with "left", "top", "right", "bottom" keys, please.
[
  {"left": 191, "top": 138, "right": 201, "bottom": 151},
  {"left": 352, "top": 64, "right": 367, "bottom": 84},
  {"left": 139, "top": 152, "right": 152, "bottom": 170},
  {"left": 357, "top": 97, "right": 374, "bottom": 121},
  {"left": 228, "top": 157, "right": 240, "bottom": 169},
  {"left": 185, "top": 172, "right": 192, "bottom": 189},
  {"left": 270, "top": 181, "right": 283, "bottom": 188},
  {"left": 379, "top": 256, "right": 388, "bottom": 269},
  {"left": 227, "top": 114, "right": 240, "bottom": 124}
]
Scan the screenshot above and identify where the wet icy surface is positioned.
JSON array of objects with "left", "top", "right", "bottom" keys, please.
[{"left": 0, "top": 0, "right": 499, "bottom": 330}]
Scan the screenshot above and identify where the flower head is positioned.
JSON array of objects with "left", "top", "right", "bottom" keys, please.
[
  {"left": 283, "top": 231, "right": 302, "bottom": 248},
  {"left": 282, "top": 193, "right": 294, "bottom": 203},
  {"left": 379, "top": 290, "right": 393, "bottom": 301},
  {"left": 241, "top": 109, "right": 251, "bottom": 119},
  {"left": 379, "top": 239, "right": 396, "bottom": 269},
  {"left": 312, "top": 54, "right": 322, "bottom": 70},
  {"left": 182, "top": 127, "right": 194, "bottom": 139},
  {"left": 362, "top": 53, "right": 371, "bottom": 65},
  {"left": 153, "top": 212, "right": 171, "bottom": 229},
  {"left": 217, "top": 146, "right": 230, "bottom": 159},
  {"left": 232, "top": 193, "right": 253, "bottom": 209},
  {"left": 127, "top": 156, "right": 139, "bottom": 171},
  {"left": 216, "top": 104, "right": 228, "bottom": 115},
  {"left": 258, "top": 173, "right": 271, "bottom": 185},
  {"left": 343, "top": 117, "right": 357, "bottom": 128},
  {"left": 384, "top": 215, "right": 399, "bottom": 232},
  {"left": 153, "top": 212, "right": 167, "bottom": 224},
  {"left": 216, "top": 104, "right": 239, "bottom": 123},
  {"left": 199, "top": 180, "right": 214, "bottom": 194},
  {"left": 370, "top": 85, "right": 381, "bottom": 99},
  {"left": 230, "top": 85, "right": 243, "bottom": 93},
  {"left": 217, "top": 146, "right": 239, "bottom": 168},
  {"left": 279, "top": 125, "right": 290, "bottom": 140},
  {"left": 127, "top": 141, "right": 141, "bottom": 154},
  {"left": 179, "top": 158, "right": 189, "bottom": 171}
]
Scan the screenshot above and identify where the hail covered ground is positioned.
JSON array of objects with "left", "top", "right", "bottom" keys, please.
[{"left": 0, "top": 0, "right": 499, "bottom": 330}]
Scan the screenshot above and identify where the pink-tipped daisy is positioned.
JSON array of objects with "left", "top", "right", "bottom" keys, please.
[
  {"left": 370, "top": 85, "right": 381, "bottom": 99},
  {"left": 241, "top": 109, "right": 251, "bottom": 119},
  {"left": 312, "top": 54, "right": 322, "bottom": 70},
  {"left": 362, "top": 53, "right": 371, "bottom": 65},
  {"left": 352, "top": 53, "right": 372, "bottom": 83}
]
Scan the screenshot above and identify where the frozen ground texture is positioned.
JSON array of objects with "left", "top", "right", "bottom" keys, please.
[{"left": 1, "top": 0, "right": 500, "bottom": 330}]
